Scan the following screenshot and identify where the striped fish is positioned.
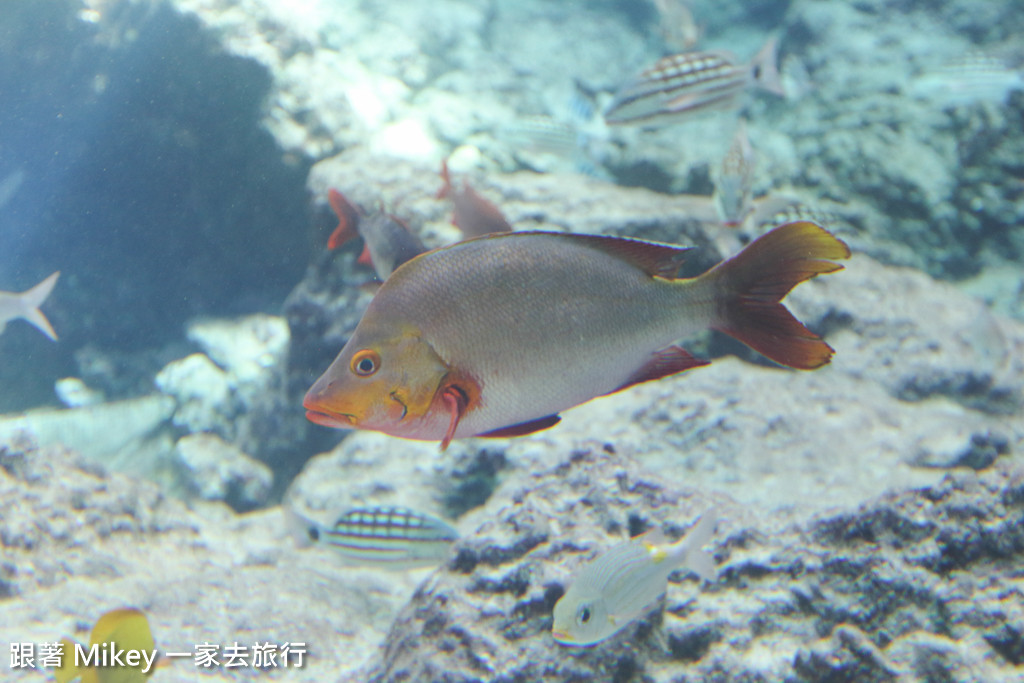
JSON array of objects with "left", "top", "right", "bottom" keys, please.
[
  {"left": 604, "top": 38, "right": 783, "bottom": 126},
  {"left": 291, "top": 505, "right": 458, "bottom": 569},
  {"left": 908, "top": 53, "right": 1024, "bottom": 106}
]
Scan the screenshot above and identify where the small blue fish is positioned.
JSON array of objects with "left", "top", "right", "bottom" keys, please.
[
  {"left": 290, "top": 505, "right": 458, "bottom": 569},
  {"left": 605, "top": 38, "right": 783, "bottom": 126}
]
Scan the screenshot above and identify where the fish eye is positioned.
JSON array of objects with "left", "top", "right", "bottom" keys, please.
[
  {"left": 576, "top": 604, "right": 592, "bottom": 626},
  {"left": 307, "top": 526, "right": 319, "bottom": 542},
  {"left": 350, "top": 349, "right": 381, "bottom": 376}
]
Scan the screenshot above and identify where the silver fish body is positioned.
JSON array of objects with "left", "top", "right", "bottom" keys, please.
[
  {"left": 361, "top": 213, "right": 427, "bottom": 280},
  {"left": 552, "top": 512, "right": 718, "bottom": 646}
]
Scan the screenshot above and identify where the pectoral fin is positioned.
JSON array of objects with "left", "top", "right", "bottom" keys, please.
[
  {"left": 478, "top": 414, "right": 561, "bottom": 438},
  {"left": 439, "top": 385, "right": 469, "bottom": 451}
]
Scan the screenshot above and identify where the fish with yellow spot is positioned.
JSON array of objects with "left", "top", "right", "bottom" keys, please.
[
  {"left": 53, "top": 607, "right": 161, "bottom": 683},
  {"left": 303, "top": 221, "right": 850, "bottom": 449},
  {"left": 551, "top": 511, "right": 718, "bottom": 646}
]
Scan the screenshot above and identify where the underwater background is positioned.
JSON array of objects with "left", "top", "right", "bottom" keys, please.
[{"left": 1, "top": 0, "right": 1022, "bottom": 680}]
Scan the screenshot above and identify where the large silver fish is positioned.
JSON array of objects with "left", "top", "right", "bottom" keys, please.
[
  {"left": 604, "top": 38, "right": 783, "bottom": 126},
  {"left": 303, "top": 222, "right": 850, "bottom": 450}
]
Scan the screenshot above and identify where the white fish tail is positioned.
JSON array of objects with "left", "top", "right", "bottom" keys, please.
[
  {"left": 283, "top": 506, "right": 318, "bottom": 548},
  {"left": 678, "top": 509, "right": 719, "bottom": 583},
  {"left": 750, "top": 37, "right": 784, "bottom": 97},
  {"left": 19, "top": 271, "right": 59, "bottom": 341}
]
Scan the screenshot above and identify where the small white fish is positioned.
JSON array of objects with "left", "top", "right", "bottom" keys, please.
[
  {"left": 908, "top": 54, "right": 1024, "bottom": 106},
  {"left": 604, "top": 38, "right": 783, "bottom": 126},
  {"left": 551, "top": 511, "right": 718, "bottom": 647},
  {"left": 0, "top": 271, "right": 59, "bottom": 341},
  {"left": 713, "top": 119, "right": 755, "bottom": 227},
  {"left": 289, "top": 505, "right": 458, "bottom": 570}
]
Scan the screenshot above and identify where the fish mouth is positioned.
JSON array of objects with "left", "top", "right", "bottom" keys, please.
[
  {"left": 550, "top": 629, "right": 573, "bottom": 644},
  {"left": 304, "top": 410, "right": 356, "bottom": 429}
]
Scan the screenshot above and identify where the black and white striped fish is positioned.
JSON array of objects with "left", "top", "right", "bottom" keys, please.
[
  {"left": 290, "top": 505, "right": 459, "bottom": 569},
  {"left": 604, "top": 38, "right": 784, "bottom": 126}
]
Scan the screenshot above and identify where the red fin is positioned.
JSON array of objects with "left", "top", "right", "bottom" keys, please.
[
  {"left": 707, "top": 221, "right": 850, "bottom": 370},
  {"left": 357, "top": 244, "right": 373, "bottom": 266},
  {"left": 327, "top": 188, "right": 362, "bottom": 250},
  {"left": 610, "top": 345, "right": 710, "bottom": 394},
  {"left": 567, "top": 233, "right": 693, "bottom": 279},
  {"left": 453, "top": 182, "right": 512, "bottom": 237},
  {"left": 436, "top": 158, "right": 454, "bottom": 200},
  {"left": 439, "top": 385, "right": 468, "bottom": 451},
  {"left": 478, "top": 415, "right": 561, "bottom": 439}
]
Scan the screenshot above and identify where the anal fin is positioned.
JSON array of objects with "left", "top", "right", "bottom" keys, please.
[
  {"left": 610, "top": 345, "right": 709, "bottom": 394},
  {"left": 477, "top": 414, "right": 561, "bottom": 439}
]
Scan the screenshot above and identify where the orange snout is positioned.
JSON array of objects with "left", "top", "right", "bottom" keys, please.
[{"left": 303, "top": 374, "right": 358, "bottom": 429}]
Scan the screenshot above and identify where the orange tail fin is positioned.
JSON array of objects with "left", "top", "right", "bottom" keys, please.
[
  {"left": 706, "top": 221, "right": 849, "bottom": 369},
  {"left": 327, "top": 189, "right": 362, "bottom": 250}
]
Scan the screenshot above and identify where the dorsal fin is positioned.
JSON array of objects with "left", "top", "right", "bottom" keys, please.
[{"left": 563, "top": 233, "right": 693, "bottom": 279}]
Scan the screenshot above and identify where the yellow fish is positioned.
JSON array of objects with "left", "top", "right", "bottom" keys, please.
[
  {"left": 304, "top": 221, "right": 849, "bottom": 449},
  {"left": 54, "top": 608, "right": 159, "bottom": 683}
]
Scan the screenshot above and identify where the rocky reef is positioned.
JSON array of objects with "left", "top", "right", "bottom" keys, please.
[{"left": 0, "top": 0, "right": 1022, "bottom": 681}]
